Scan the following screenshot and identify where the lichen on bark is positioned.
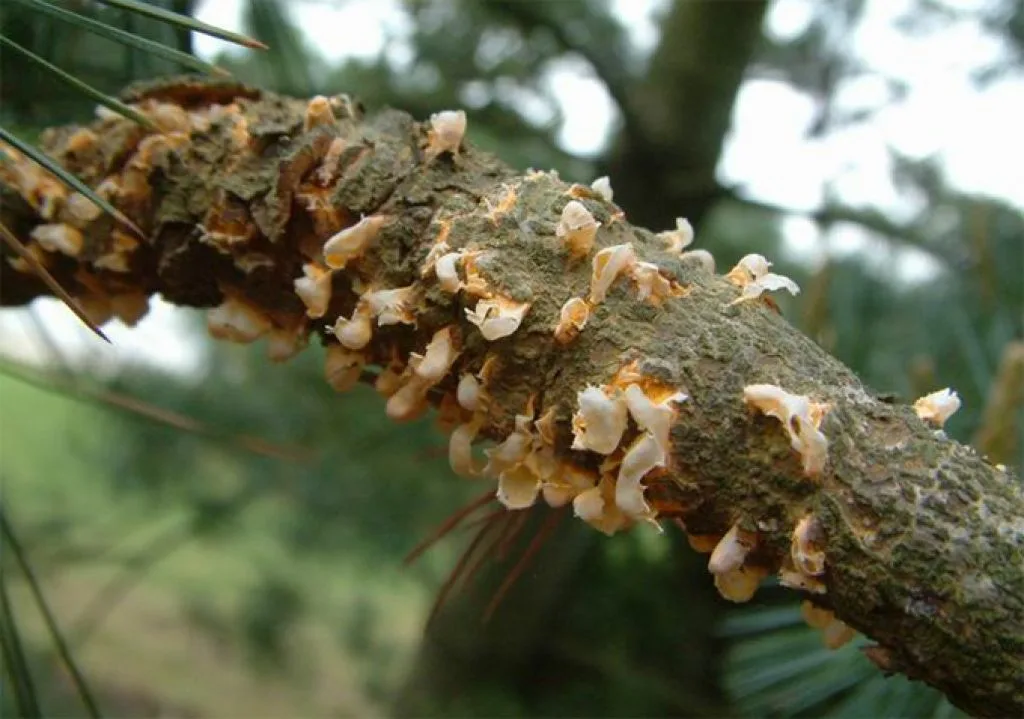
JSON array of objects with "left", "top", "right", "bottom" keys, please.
[{"left": 1, "top": 77, "right": 1021, "bottom": 717}]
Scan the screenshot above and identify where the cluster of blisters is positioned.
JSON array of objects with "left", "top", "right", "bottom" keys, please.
[
  {"left": 551, "top": 203, "right": 692, "bottom": 347},
  {"left": 1, "top": 96, "right": 236, "bottom": 329}
]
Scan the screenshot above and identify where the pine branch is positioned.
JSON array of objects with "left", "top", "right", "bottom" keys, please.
[{"left": 0, "top": 77, "right": 1020, "bottom": 717}]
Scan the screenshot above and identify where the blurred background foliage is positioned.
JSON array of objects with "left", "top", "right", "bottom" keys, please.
[{"left": 1, "top": 0, "right": 1021, "bottom": 716}]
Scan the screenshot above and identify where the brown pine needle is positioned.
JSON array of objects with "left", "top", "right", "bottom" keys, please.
[
  {"left": 427, "top": 509, "right": 506, "bottom": 626},
  {"left": 0, "top": 359, "right": 312, "bottom": 463},
  {"left": 462, "top": 510, "right": 517, "bottom": 588},
  {"left": 483, "top": 507, "right": 565, "bottom": 624},
  {"left": 496, "top": 507, "right": 533, "bottom": 561},
  {"left": 404, "top": 488, "right": 496, "bottom": 566},
  {"left": 0, "top": 220, "right": 110, "bottom": 343}
]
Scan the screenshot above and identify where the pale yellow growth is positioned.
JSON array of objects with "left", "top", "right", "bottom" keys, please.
[
  {"left": 822, "top": 618, "right": 857, "bottom": 649},
  {"left": 465, "top": 295, "right": 531, "bottom": 341},
  {"left": 332, "top": 303, "right": 372, "bottom": 349},
  {"left": 411, "top": 326, "right": 460, "bottom": 384},
  {"left": 589, "top": 243, "right": 637, "bottom": 304},
  {"left": 323, "top": 214, "right": 387, "bottom": 269},
  {"left": 779, "top": 567, "right": 827, "bottom": 594},
  {"left": 556, "top": 200, "right": 601, "bottom": 259},
  {"left": 658, "top": 217, "right": 694, "bottom": 254},
  {"left": 542, "top": 464, "right": 597, "bottom": 508},
  {"left": 31, "top": 223, "right": 83, "bottom": 257},
  {"left": 293, "top": 262, "right": 333, "bottom": 318},
  {"left": 449, "top": 417, "right": 484, "bottom": 477},
  {"left": 317, "top": 137, "right": 347, "bottom": 184},
  {"left": 571, "top": 386, "right": 628, "bottom": 455},
  {"left": 385, "top": 376, "right": 430, "bottom": 422},
  {"left": 324, "top": 345, "right": 365, "bottom": 392},
  {"left": 743, "top": 384, "right": 830, "bottom": 476},
  {"left": 714, "top": 566, "right": 767, "bottom": 603},
  {"left": 207, "top": 296, "right": 272, "bottom": 343},
  {"left": 554, "top": 297, "right": 590, "bottom": 344},
  {"left": 913, "top": 387, "right": 961, "bottom": 427}
]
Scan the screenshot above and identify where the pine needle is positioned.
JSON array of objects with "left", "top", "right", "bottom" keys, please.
[{"left": 91, "top": 0, "right": 267, "bottom": 50}]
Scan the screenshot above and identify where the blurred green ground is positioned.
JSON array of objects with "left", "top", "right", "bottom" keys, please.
[{"left": 0, "top": 367, "right": 465, "bottom": 717}]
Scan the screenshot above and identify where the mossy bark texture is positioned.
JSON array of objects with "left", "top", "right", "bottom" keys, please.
[{"left": 1, "top": 79, "right": 1021, "bottom": 716}]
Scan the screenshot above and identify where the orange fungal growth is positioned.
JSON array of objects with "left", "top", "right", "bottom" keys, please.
[
  {"left": 629, "top": 261, "right": 687, "bottom": 305},
  {"left": 332, "top": 303, "right": 373, "bottom": 350},
  {"left": 554, "top": 297, "right": 590, "bottom": 344},
  {"left": 556, "top": 200, "right": 600, "bottom": 259},
  {"left": 411, "top": 326, "right": 460, "bottom": 384},
  {"left": 303, "top": 95, "right": 336, "bottom": 132},
  {"left": 61, "top": 192, "right": 102, "bottom": 227},
  {"left": 743, "top": 384, "right": 830, "bottom": 476}
]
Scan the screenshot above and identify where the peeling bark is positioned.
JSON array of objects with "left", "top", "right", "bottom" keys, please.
[{"left": 1, "top": 78, "right": 1021, "bottom": 716}]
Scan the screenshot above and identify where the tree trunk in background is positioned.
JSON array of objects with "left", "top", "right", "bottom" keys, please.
[
  {"left": 1, "top": 79, "right": 1021, "bottom": 717},
  {"left": 605, "top": 0, "right": 768, "bottom": 231}
]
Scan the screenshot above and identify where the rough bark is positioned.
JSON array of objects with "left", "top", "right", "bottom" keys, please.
[{"left": 1, "top": 79, "right": 1021, "bottom": 716}]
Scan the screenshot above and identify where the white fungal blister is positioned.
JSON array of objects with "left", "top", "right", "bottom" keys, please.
[
  {"left": 624, "top": 384, "right": 687, "bottom": 456},
  {"left": 615, "top": 431, "right": 665, "bottom": 519},
  {"left": 743, "top": 384, "right": 830, "bottom": 476},
  {"left": 207, "top": 296, "right": 272, "bottom": 343},
  {"left": 464, "top": 295, "right": 531, "bottom": 341},
  {"left": 496, "top": 463, "right": 542, "bottom": 510},
  {"left": 589, "top": 176, "right": 613, "bottom": 202},
  {"left": 332, "top": 304, "right": 373, "bottom": 349},
  {"left": 589, "top": 243, "right": 637, "bottom": 304},
  {"left": 449, "top": 417, "right": 483, "bottom": 477},
  {"left": 322, "top": 214, "right": 387, "bottom": 269},
  {"left": 629, "top": 261, "right": 685, "bottom": 305},
  {"left": 30, "top": 223, "right": 84, "bottom": 257},
  {"left": 571, "top": 386, "right": 628, "bottom": 455},
  {"left": 680, "top": 248, "right": 715, "bottom": 274},
  {"left": 913, "top": 388, "right": 961, "bottom": 427},
  {"left": 435, "top": 251, "right": 465, "bottom": 293},
  {"left": 266, "top": 323, "right": 308, "bottom": 363},
  {"left": 727, "top": 253, "right": 800, "bottom": 304},
  {"left": 426, "top": 110, "right": 467, "bottom": 158},
  {"left": 294, "top": 262, "right": 333, "bottom": 318},
  {"left": 573, "top": 477, "right": 629, "bottom": 536},
  {"left": 542, "top": 463, "right": 596, "bottom": 508},
  {"left": 708, "top": 523, "right": 753, "bottom": 576},
  {"left": 385, "top": 376, "right": 430, "bottom": 422},
  {"left": 556, "top": 200, "right": 601, "bottom": 259},
  {"left": 364, "top": 285, "right": 417, "bottom": 326},
  {"left": 411, "top": 326, "right": 460, "bottom": 384},
  {"left": 483, "top": 414, "right": 534, "bottom": 477},
  {"left": 554, "top": 297, "right": 590, "bottom": 344},
  {"left": 658, "top": 217, "right": 694, "bottom": 254}
]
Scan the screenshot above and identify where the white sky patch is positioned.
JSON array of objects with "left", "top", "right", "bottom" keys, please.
[
  {"left": 544, "top": 57, "right": 616, "bottom": 156},
  {"left": 0, "top": 297, "right": 206, "bottom": 379}
]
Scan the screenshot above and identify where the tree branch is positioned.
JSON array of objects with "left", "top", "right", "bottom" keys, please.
[{"left": 1, "top": 78, "right": 1021, "bottom": 716}]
